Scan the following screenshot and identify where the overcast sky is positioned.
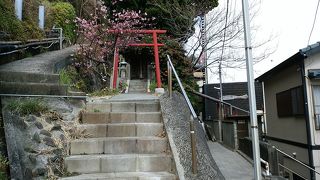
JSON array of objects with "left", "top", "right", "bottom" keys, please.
[{"left": 208, "top": 0, "right": 320, "bottom": 83}]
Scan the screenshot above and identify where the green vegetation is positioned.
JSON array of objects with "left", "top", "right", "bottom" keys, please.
[
  {"left": 59, "top": 68, "right": 73, "bottom": 85},
  {"left": 46, "top": 2, "right": 76, "bottom": 42},
  {"left": 6, "top": 99, "right": 48, "bottom": 116},
  {"left": 105, "top": 0, "right": 218, "bottom": 40},
  {"left": 59, "top": 66, "right": 87, "bottom": 91},
  {"left": 0, "top": 0, "right": 43, "bottom": 41},
  {"left": 0, "top": 155, "right": 8, "bottom": 180},
  {"left": 149, "top": 81, "right": 157, "bottom": 93},
  {"left": 90, "top": 88, "right": 120, "bottom": 97},
  {"left": 0, "top": 0, "right": 76, "bottom": 41},
  {"left": 93, "top": 109, "right": 101, "bottom": 113}
]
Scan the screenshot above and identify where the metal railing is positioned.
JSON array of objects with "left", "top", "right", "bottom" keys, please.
[
  {"left": 0, "top": 94, "right": 87, "bottom": 99},
  {"left": 273, "top": 146, "right": 320, "bottom": 179},
  {"left": 278, "top": 164, "right": 307, "bottom": 180},
  {"left": 260, "top": 158, "right": 271, "bottom": 177},
  {"left": 191, "top": 91, "right": 250, "bottom": 116},
  {"left": 167, "top": 54, "right": 198, "bottom": 174}
]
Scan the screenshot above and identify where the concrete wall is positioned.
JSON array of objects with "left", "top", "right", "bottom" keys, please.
[
  {"left": 212, "top": 120, "right": 220, "bottom": 141},
  {"left": 222, "top": 121, "right": 236, "bottom": 149},
  {"left": 263, "top": 63, "right": 311, "bottom": 179},
  {"left": 264, "top": 63, "right": 307, "bottom": 144}
]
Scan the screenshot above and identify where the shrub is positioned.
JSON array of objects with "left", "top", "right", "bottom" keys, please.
[
  {"left": 90, "top": 88, "right": 119, "bottom": 97},
  {"left": 59, "top": 68, "right": 73, "bottom": 85},
  {"left": 149, "top": 81, "right": 157, "bottom": 93},
  {"left": 0, "top": 155, "right": 8, "bottom": 180},
  {"left": 0, "top": 0, "right": 27, "bottom": 41},
  {"left": 46, "top": 2, "right": 76, "bottom": 42},
  {"left": 0, "top": 0, "right": 44, "bottom": 41},
  {"left": 6, "top": 99, "right": 48, "bottom": 116},
  {"left": 59, "top": 66, "right": 88, "bottom": 91}
]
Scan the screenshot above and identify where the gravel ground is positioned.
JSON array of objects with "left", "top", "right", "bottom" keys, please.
[{"left": 160, "top": 92, "right": 225, "bottom": 180}]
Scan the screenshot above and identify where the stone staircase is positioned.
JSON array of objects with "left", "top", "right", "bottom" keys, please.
[
  {"left": 0, "top": 71, "right": 68, "bottom": 95},
  {"left": 62, "top": 97, "right": 177, "bottom": 179},
  {"left": 0, "top": 46, "right": 77, "bottom": 95},
  {"left": 129, "top": 80, "right": 147, "bottom": 93}
]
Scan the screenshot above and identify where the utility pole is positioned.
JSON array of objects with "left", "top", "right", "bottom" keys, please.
[
  {"left": 217, "top": 0, "right": 230, "bottom": 142},
  {"left": 218, "top": 59, "right": 223, "bottom": 142},
  {"left": 242, "top": 0, "right": 262, "bottom": 179},
  {"left": 200, "top": 14, "right": 208, "bottom": 85}
]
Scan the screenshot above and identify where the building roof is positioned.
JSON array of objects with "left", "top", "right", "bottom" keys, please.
[
  {"left": 204, "top": 82, "right": 263, "bottom": 112},
  {"left": 256, "top": 42, "right": 320, "bottom": 81}
]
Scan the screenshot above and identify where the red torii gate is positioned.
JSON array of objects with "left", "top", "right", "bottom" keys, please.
[{"left": 109, "top": 29, "right": 166, "bottom": 89}]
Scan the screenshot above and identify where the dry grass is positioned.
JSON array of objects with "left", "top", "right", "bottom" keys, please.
[
  {"left": 43, "top": 111, "right": 63, "bottom": 122},
  {"left": 64, "top": 121, "right": 92, "bottom": 140}
]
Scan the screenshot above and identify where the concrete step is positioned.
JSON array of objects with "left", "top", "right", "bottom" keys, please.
[
  {"left": 129, "top": 90, "right": 147, "bottom": 94},
  {"left": 81, "top": 112, "right": 162, "bottom": 124},
  {"left": 61, "top": 171, "right": 177, "bottom": 180},
  {"left": 0, "top": 81, "right": 68, "bottom": 95},
  {"left": 129, "top": 80, "right": 147, "bottom": 87},
  {"left": 129, "top": 84, "right": 146, "bottom": 89},
  {"left": 129, "top": 88, "right": 147, "bottom": 92},
  {"left": 129, "top": 86, "right": 146, "bottom": 89},
  {"left": 0, "top": 71, "right": 60, "bottom": 83},
  {"left": 106, "top": 94, "right": 159, "bottom": 103},
  {"left": 78, "top": 123, "right": 164, "bottom": 138},
  {"left": 65, "top": 154, "right": 173, "bottom": 174},
  {"left": 86, "top": 103, "right": 111, "bottom": 113},
  {"left": 135, "top": 102, "right": 160, "bottom": 112},
  {"left": 86, "top": 102, "right": 160, "bottom": 113},
  {"left": 130, "top": 80, "right": 147, "bottom": 85},
  {"left": 70, "top": 137, "right": 168, "bottom": 155}
]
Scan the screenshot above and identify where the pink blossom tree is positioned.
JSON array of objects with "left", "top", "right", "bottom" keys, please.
[{"left": 74, "top": 0, "right": 150, "bottom": 91}]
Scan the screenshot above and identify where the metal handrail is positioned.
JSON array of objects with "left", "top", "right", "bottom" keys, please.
[
  {"left": 0, "top": 94, "right": 87, "bottom": 99},
  {"left": 278, "top": 164, "right": 307, "bottom": 180},
  {"left": 191, "top": 91, "right": 250, "bottom": 114},
  {"left": 166, "top": 54, "right": 198, "bottom": 174},
  {"left": 167, "top": 55, "right": 198, "bottom": 119},
  {"left": 260, "top": 158, "right": 271, "bottom": 177},
  {"left": 273, "top": 146, "right": 320, "bottom": 176}
]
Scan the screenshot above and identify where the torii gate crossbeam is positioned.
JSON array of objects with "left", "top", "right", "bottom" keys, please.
[{"left": 109, "top": 29, "right": 166, "bottom": 89}]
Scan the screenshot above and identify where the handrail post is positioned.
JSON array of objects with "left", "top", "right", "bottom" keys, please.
[
  {"left": 260, "top": 158, "right": 271, "bottom": 177},
  {"left": 167, "top": 61, "right": 172, "bottom": 98},
  {"left": 190, "top": 116, "right": 197, "bottom": 174},
  {"left": 52, "top": 26, "right": 63, "bottom": 50}
]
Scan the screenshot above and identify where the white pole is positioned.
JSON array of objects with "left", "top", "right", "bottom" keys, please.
[
  {"left": 15, "top": 0, "right": 23, "bottom": 20},
  {"left": 39, "top": 6, "right": 45, "bottom": 30},
  {"left": 200, "top": 14, "right": 208, "bottom": 85},
  {"left": 241, "top": 0, "right": 262, "bottom": 179}
]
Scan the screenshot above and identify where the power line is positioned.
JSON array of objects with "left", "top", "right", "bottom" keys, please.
[{"left": 308, "top": 0, "right": 320, "bottom": 45}]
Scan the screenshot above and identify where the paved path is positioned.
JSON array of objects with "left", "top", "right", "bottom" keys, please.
[
  {"left": 0, "top": 46, "right": 77, "bottom": 73},
  {"left": 208, "top": 141, "right": 254, "bottom": 180},
  {"left": 108, "top": 93, "right": 159, "bottom": 101},
  {"left": 88, "top": 93, "right": 159, "bottom": 104}
]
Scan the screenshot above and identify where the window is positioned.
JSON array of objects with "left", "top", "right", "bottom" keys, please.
[{"left": 276, "top": 86, "right": 305, "bottom": 117}]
